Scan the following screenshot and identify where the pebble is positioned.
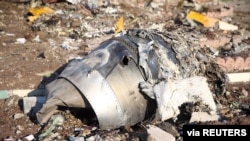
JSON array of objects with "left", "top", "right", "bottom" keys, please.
[
  {"left": 71, "top": 19, "right": 81, "bottom": 27},
  {"left": 241, "top": 88, "right": 248, "bottom": 97},
  {"left": 13, "top": 113, "right": 25, "bottom": 120},
  {"left": 17, "top": 125, "right": 24, "bottom": 131},
  {"left": 16, "top": 130, "right": 21, "bottom": 134}
]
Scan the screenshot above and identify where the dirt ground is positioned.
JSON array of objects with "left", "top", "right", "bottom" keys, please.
[{"left": 0, "top": 0, "right": 249, "bottom": 140}]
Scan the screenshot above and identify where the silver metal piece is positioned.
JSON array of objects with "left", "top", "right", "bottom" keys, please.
[
  {"left": 38, "top": 36, "right": 153, "bottom": 129},
  {"left": 59, "top": 59, "right": 147, "bottom": 129},
  {"left": 105, "top": 60, "right": 148, "bottom": 128}
]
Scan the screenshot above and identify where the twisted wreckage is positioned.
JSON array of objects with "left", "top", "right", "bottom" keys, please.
[{"left": 35, "top": 29, "right": 227, "bottom": 129}]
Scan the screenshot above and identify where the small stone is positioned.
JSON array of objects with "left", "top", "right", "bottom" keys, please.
[
  {"left": 147, "top": 125, "right": 175, "bottom": 141},
  {"left": 71, "top": 19, "right": 81, "bottom": 28},
  {"left": 17, "top": 125, "right": 24, "bottom": 131},
  {"left": 241, "top": 88, "right": 248, "bottom": 97},
  {"left": 16, "top": 130, "right": 21, "bottom": 134},
  {"left": 13, "top": 113, "right": 25, "bottom": 120}
]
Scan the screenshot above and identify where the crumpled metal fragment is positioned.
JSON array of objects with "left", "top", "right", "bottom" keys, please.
[{"left": 36, "top": 29, "right": 227, "bottom": 130}]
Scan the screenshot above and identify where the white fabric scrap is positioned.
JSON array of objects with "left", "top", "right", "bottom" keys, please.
[{"left": 153, "top": 76, "right": 217, "bottom": 121}]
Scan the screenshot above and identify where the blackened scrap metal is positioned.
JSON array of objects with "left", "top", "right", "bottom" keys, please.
[
  {"left": 36, "top": 29, "right": 227, "bottom": 130},
  {"left": 168, "top": 30, "right": 227, "bottom": 95},
  {"left": 36, "top": 78, "right": 89, "bottom": 125},
  {"left": 132, "top": 29, "right": 227, "bottom": 96}
]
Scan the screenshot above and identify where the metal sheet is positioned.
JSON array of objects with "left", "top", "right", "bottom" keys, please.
[{"left": 106, "top": 60, "right": 147, "bottom": 126}]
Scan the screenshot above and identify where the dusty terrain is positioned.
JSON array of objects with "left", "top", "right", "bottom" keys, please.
[{"left": 0, "top": 0, "right": 249, "bottom": 140}]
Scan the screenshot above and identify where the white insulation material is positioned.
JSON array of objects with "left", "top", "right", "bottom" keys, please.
[{"left": 153, "top": 76, "right": 217, "bottom": 121}]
